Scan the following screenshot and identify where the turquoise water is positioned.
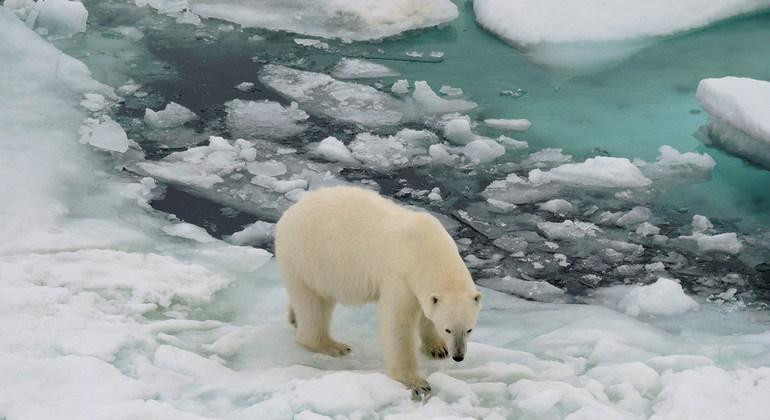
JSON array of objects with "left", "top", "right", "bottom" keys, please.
[{"left": 357, "top": 5, "right": 770, "bottom": 229}]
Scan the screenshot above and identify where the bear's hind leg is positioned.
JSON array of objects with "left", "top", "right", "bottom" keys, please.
[
  {"left": 419, "top": 311, "right": 448, "bottom": 359},
  {"left": 289, "top": 280, "right": 350, "bottom": 357}
]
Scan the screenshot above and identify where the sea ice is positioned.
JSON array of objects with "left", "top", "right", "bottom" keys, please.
[
  {"left": 6, "top": 0, "right": 88, "bottom": 37},
  {"left": 473, "top": 0, "right": 770, "bottom": 69},
  {"left": 617, "top": 278, "right": 699, "bottom": 317},
  {"left": 225, "top": 99, "right": 308, "bottom": 139},
  {"left": 349, "top": 129, "right": 436, "bottom": 171},
  {"left": 331, "top": 58, "right": 399, "bottom": 79},
  {"left": 484, "top": 118, "right": 532, "bottom": 132},
  {"left": 78, "top": 116, "right": 130, "bottom": 153},
  {"left": 313, "top": 136, "right": 359, "bottom": 165},
  {"left": 696, "top": 76, "right": 770, "bottom": 169},
  {"left": 144, "top": 102, "right": 197, "bottom": 129},
  {"left": 188, "top": 0, "right": 459, "bottom": 41},
  {"left": 529, "top": 156, "right": 652, "bottom": 189}
]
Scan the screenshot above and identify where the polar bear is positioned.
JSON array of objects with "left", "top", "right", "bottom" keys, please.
[{"left": 275, "top": 186, "right": 482, "bottom": 396}]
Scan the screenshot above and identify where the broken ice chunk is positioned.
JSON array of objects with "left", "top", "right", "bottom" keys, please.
[
  {"left": 696, "top": 76, "right": 770, "bottom": 169},
  {"left": 313, "top": 136, "right": 359, "bottom": 165},
  {"left": 412, "top": 81, "right": 476, "bottom": 114},
  {"left": 225, "top": 221, "right": 275, "bottom": 247},
  {"left": 538, "top": 220, "right": 601, "bottom": 240},
  {"left": 331, "top": 58, "right": 399, "bottom": 79},
  {"left": 78, "top": 116, "right": 129, "bottom": 153},
  {"left": 144, "top": 102, "right": 197, "bottom": 129},
  {"left": 484, "top": 118, "right": 532, "bottom": 132},
  {"left": 225, "top": 99, "right": 308, "bottom": 139},
  {"left": 529, "top": 156, "right": 652, "bottom": 188}
]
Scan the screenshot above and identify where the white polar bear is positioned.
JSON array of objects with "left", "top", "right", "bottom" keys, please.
[{"left": 275, "top": 186, "right": 482, "bottom": 396}]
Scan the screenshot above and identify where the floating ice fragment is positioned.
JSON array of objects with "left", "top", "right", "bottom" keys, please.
[
  {"left": 234, "top": 82, "right": 254, "bottom": 91},
  {"left": 190, "top": 0, "right": 458, "bottom": 41},
  {"left": 331, "top": 58, "right": 399, "bottom": 79},
  {"left": 79, "top": 116, "right": 130, "bottom": 153},
  {"left": 225, "top": 99, "right": 308, "bottom": 139},
  {"left": 144, "top": 102, "right": 197, "bottom": 129},
  {"left": 463, "top": 139, "right": 506, "bottom": 164},
  {"left": 391, "top": 79, "right": 409, "bottom": 95},
  {"left": 484, "top": 118, "right": 532, "bottom": 132},
  {"left": 538, "top": 199, "right": 574, "bottom": 215},
  {"left": 538, "top": 220, "right": 601, "bottom": 240},
  {"left": 696, "top": 77, "right": 770, "bottom": 169},
  {"left": 439, "top": 85, "right": 463, "bottom": 96},
  {"left": 224, "top": 221, "right": 275, "bottom": 246},
  {"left": 529, "top": 156, "right": 652, "bottom": 188},
  {"left": 313, "top": 136, "right": 359, "bottom": 164},
  {"left": 412, "top": 81, "right": 477, "bottom": 114}
]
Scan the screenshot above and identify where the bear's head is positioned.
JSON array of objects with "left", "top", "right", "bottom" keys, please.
[{"left": 423, "top": 290, "right": 482, "bottom": 362}]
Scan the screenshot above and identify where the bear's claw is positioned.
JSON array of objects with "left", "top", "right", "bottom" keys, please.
[
  {"left": 409, "top": 381, "right": 432, "bottom": 400},
  {"left": 421, "top": 342, "right": 448, "bottom": 359}
]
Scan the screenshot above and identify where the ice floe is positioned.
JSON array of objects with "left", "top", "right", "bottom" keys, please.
[
  {"left": 696, "top": 76, "right": 770, "bottom": 169},
  {"left": 186, "top": 0, "right": 458, "bottom": 41},
  {"left": 473, "top": 0, "right": 770, "bottom": 70},
  {"left": 259, "top": 65, "right": 476, "bottom": 127},
  {"left": 225, "top": 99, "right": 308, "bottom": 139},
  {"left": 331, "top": 58, "right": 399, "bottom": 79}
]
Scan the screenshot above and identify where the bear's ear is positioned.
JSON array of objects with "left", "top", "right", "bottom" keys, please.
[
  {"left": 430, "top": 293, "right": 440, "bottom": 305},
  {"left": 473, "top": 292, "right": 482, "bottom": 304}
]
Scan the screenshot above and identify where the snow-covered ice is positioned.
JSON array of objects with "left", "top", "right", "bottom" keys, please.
[
  {"left": 473, "top": 0, "right": 770, "bottom": 69},
  {"left": 696, "top": 76, "right": 770, "bottom": 169}
]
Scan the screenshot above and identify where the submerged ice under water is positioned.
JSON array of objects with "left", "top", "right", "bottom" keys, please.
[{"left": 2, "top": 0, "right": 770, "bottom": 419}]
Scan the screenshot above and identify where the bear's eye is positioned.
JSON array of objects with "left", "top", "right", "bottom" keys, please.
[
  {"left": 445, "top": 329, "right": 451, "bottom": 334},
  {"left": 467, "top": 329, "right": 473, "bottom": 334}
]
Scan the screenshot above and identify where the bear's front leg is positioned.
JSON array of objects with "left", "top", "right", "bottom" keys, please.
[
  {"left": 419, "top": 311, "right": 448, "bottom": 359},
  {"left": 378, "top": 289, "right": 430, "bottom": 398}
]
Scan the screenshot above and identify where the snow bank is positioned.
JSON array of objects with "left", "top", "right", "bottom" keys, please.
[
  {"left": 188, "top": 0, "right": 458, "bottom": 41},
  {"left": 696, "top": 77, "right": 770, "bottom": 169}
]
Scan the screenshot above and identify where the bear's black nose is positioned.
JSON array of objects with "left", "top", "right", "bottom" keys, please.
[{"left": 452, "top": 355, "right": 464, "bottom": 362}]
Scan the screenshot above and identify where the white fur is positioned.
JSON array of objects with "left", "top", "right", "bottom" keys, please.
[{"left": 275, "top": 186, "right": 481, "bottom": 394}]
